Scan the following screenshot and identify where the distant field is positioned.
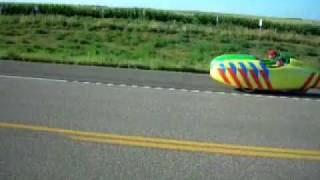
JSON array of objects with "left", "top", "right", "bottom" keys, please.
[{"left": 0, "top": 3, "right": 319, "bottom": 72}]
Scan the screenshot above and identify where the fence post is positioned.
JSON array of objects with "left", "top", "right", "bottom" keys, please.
[
  {"left": 216, "top": 15, "right": 219, "bottom": 26},
  {"left": 259, "top": 18, "right": 263, "bottom": 31},
  {"left": 33, "top": 5, "right": 40, "bottom": 15},
  {"left": 133, "top": 8, "right": 136, "bottom": 18},
  {"left": 142, "top": 8, "right": 145, "bottom": 18},
  {"left": 101, "top": 8, "right": 104, "bottom": 18}
]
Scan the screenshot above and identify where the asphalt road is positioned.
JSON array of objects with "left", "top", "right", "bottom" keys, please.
[{"left": 0, "top": 60, "right": 320, "bottom": 180}]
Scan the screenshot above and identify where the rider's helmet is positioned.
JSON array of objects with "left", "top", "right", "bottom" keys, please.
[{"left": 267, "top": 50, "right": 278, "bottom": 59}]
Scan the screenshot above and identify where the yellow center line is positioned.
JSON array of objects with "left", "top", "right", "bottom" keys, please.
[{"left": 1, "top": 122, "right": 320, "bottom": 161}]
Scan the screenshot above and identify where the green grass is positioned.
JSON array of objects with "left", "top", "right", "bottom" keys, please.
[{"left": 0, "top": 14, "right": 319, "bottom": 73}]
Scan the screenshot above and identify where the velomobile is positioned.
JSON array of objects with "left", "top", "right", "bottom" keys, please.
[{"left": 210, "top": 54, "right": 320, "bottom": 92}]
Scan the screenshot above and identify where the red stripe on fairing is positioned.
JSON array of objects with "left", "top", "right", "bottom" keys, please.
[
  {"left": 250, "top": 70, "right": 263, "bottom": 90},
  {"left": 239, "top": 69, "right": 253, "bottom": 90},
  {"left": 218, "top": 69, "right": 230, "bottom": 85},
  {"left": 228, "top": 68, "right": 241, "bottom": 88},
  {"left": 260, "top": 70, "right": 273, "bottom": 90},
  {"left": 301, "top": 73, "right": 315, "bottom": 92},
  {"left": 317, "top": 78, "right": 320, "bottom": 88}
]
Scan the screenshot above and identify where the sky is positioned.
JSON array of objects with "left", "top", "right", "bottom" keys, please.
[{"left": 5, "top": 0, "right": 320, "bottom": 20}]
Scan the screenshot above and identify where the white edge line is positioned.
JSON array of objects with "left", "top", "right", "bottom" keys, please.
[
  {"left": 191, "top": 90, "right": 200, "bottom": 93},
  {"left": 154, "top": 87, "right": 163, "bottom": 90},
  {"left": 0, "top": 74, "right": 68, "bottom": 83},
  {"left": 1, "top": 74, "right": 319, "bottom": 102},
  {"left": 118, "top": 84, "right": 127, "bottom": 87},
  {"left": 215, "top": 92, "right": 227, "bottom": 95},
  {"left": 204, "top": 91, "right": 213, "bottom": 94}
]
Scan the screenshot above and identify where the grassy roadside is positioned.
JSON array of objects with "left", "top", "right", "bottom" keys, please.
[{"left": 0, "top": 15, "right": 319, "bottom": 73}]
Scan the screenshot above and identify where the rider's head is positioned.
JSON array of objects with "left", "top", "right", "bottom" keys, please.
[{"left": 268, "top": 50, "right": 278, "bottom": 59}]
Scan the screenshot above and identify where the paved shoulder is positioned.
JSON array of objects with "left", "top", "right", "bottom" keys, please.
[{"left": 0, "top": 60, "right": 229, "bottom": 92}]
